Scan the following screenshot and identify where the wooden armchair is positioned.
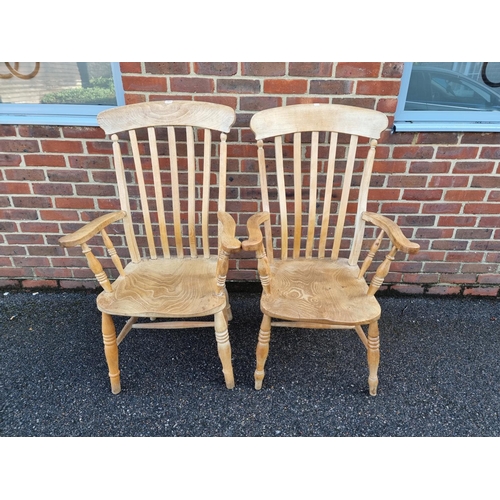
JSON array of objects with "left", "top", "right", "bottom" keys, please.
[
  {"left": 242, "top": 103, "right": 420, "bottom": 396},
  {"left": 59, "top": 101, "right": 239, "bottom": 393}
]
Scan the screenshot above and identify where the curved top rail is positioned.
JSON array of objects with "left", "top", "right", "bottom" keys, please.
[
  {"left": 250, "top": 103, "right": 389, "bottom": 140},
  {"left": 98, "top": 100, "right": 236, "bottom": 135}
]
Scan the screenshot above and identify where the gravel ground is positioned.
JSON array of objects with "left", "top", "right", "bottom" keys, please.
[{"left": 1, "top": 289, "right": 499, "bottom": 437}]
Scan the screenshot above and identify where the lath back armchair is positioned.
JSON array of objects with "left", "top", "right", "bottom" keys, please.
[
  {"left": 243, "top": 103, "right": 420, "bottom": 395},
  {"left": 59, "top": 100, "right": 240, "bottom": 393}
]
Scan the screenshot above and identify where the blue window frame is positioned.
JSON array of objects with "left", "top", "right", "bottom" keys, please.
[
  {"left": 0, "top": 62, "right": 125, "bottom": 126},
  {"left": 393, "top": 62, "right": 500, "bottom": 132}
]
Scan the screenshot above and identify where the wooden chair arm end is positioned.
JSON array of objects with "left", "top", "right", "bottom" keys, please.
[
  {"left": 217, "top": 211, "right": 241, "bottom": 253},
  {"left": 59, "top": 210, "right": 126, "bottom": 248},
  {"left": 242, "top": 212, "right": 270, "bottom": 252},
  {"left": 362, "top": 212, "right": 420, "bottom": 254}
]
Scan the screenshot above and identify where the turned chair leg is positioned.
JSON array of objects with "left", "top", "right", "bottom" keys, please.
[
  {"left": 214, "top": 311, "right": 235, "bottom": 389},
  {"left": 255, "top": 314, "right": 271, "bottom": 390},
  {"left": 102, "top": 312, "right": 121, "bottom": 394},
  {"left": 367, "top": 321, "right": 380, "bottom": 396}
]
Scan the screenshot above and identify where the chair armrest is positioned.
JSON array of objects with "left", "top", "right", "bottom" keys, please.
[
  {"left": 59, "top": 210, "right": 127, "bottom": 248},
  {"left": 217, "top": 211, "right": 241, "bottom": 253},
  {"left": 362, "top": 212, "right": 420, "bottom": 254},
  {"left": 242, "top": 212, "right": 270, "bottom": 252}
]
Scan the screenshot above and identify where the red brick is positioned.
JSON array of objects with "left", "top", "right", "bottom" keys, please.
[
  {"left": 478, "top": 274, "right": 500, "bottom": 284},
  {"left": 62, "top": 127, "right": 105, "bottom": 139},
  {"left": 479, "top": 216, "right": 500, "bottom": 227},
  {"left": 426, "top": 285, "right": 462, "bottom": 296},
  {"left": 21, "top": 279, "right": 58, "bottom": 288},
  {"left": 18, "top": 125, "right": 60, "bottom": 138},
  {"left": 453, "top": 161, "right": 494, "bottom": 174},
  {"left": 0, "top": 125, "right": 16, "bottom": 136},
  {"left": 69, "top": 156, "right": 110, "bottom": 169},
  {"left": 41, "top": 140, "right": 83, "bottom": 154},
  {"left": 336, "top": 63, "right": 381, "bottom": 78},
  {"left": 388, "top": 175, "right": 427, "bottom": 187},
  {"left": 289, "top": 63, "right": 333, "bottom": 77},
  {"left": 382, "top": 63, "right": 404, "bottom": 78},
  {"left": 438, "top": 215, "right": 476, "bottom": 227},
  {"left": 409, "top": 161, "right": 451, "bottom": 174},
  {"left": 122, "top": 75, "right": 167, "bottom": 92},
  {"left": 120, "top": 62, "right": 142, "bottom": 73},
  {"left": 393, "top": 146, "right": 434, "bottom": 160},
  {"left": 381, "top": 202, "right": 420, "bottom": 214},
  {"left": 444, "top": 190, "right": 486, "bottom": 201},
  {"left": 76, "top": 184, "right": 116, "bottom": 197},
  {"left": 479, "top": 147, "right": 500, "bottom": 159},
  {"left": 125, "top": 93, "right": 147, "bottom": 104},
  {"left": 403, "top": 189, "right": 442, "bottom": 201},
  {"left": 447, "top": 251, "right": 484, "bottom": 262},
  {"left": 240, "top": 96, "right": 282, "bottom": 111},
  {"left": 33, "top": 183, "right": 72, "bottom": 196},
  {"left": 428, "top": 175, "right": 468, "bottom": 188},
  {"left": 20, "top": 221, "right": 60, "bottom": 233},
  {"left": 356, "top": 80, "right": 400, "bottom": 96},
  {"left": 310, "top": 80, "right": 353, "bottom": 95},
  {"left": 25, "top": 154, "right": 66, "bottom": 167},
  {"left": 0, "top": 139, "right": 39, "bottom": 153},
  {"left": 463, "top": 287, "right": 499, "bottom": 296},
  {"left": 55, "top": 197, "right": 95, "bottom": 209},
  {"left": 332, "top": 97, "right": 377, "bottom": 109},
  {"left": 373, "top": 161, "right": 407, "bottom": 174},
  {"left": 39, "top": 210, "right": 79, "bottom": 221},
  {"left": 461, "top": 132, "right": 500, "bottom": 144},
  {"left": 170, "top": 77, "right": 214, "bottom": 93},
  {"left": 12, "top": 196, "right": 52, "bottom": 208},
  {"left": 463, "top": 203, "right": 500, "bottom": 214},
  {"left": 0, "top": 182, "right": 30, "bottom": 194},
  {"left": 264, "top": 79, "right": 308, "bottom": 94},
  {"left": 368, "top": 188, "right": 401, "bottom": 200},
  {"left": 471, "top": 176, "right": 500, "bottom": 188},
  {"left": 47, "top": 169, "right": 89, "bottom": 182},
  {"left": 217, "top": 79, "right": 260, "bottom": 94},
  {"left": 377, "top": 98, "right": 398, "bottom": 113},
  {"left": 0, "top": 154, "right": 22, "bottom": 166},
  {"left": 241, "top": 63, "right": 286, "bottom": 76},
  {"left": 422, "top": 203, "right": 461, "bottom": 214},
  {"left": 194, "top": 63, "right": 237, "bottom": 76},
  {"left": 145, "top": 62, "right": 190, "bottom": 74},
  {"left": 417, "top": 132, "right": 460, "bottom": 144},
  {"left": 437, "top": 147, "right": 480, "bottom": 160}
]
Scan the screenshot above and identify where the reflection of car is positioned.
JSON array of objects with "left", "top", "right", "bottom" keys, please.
[{"left": 406, "top": 66, "right": 500, "bottom": 112}]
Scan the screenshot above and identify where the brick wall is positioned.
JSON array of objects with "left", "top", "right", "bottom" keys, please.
[{"left": 1, "top": 62, "right": 499, "bottom": 296}]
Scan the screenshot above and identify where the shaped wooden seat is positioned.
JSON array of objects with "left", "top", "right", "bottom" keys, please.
[
  {"left": 243, "top": 103, "right": 420, "bottom": 395},
  {"left": 59, "top": 100, "right": 239, "bottom": 393}
]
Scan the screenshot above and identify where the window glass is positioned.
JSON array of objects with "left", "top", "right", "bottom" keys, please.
[
  {"left": 0, "top": 62, "right": 124, "bottom": 126},
  {"left": 394, "top": 62, "right": 500, "bottom": 132}
]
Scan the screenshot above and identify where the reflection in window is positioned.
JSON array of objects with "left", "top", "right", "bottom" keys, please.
[
  {"left": 0, "top": 62, "right": 118, "bottom": 105},
  {"left": 394, "top": 62, "right": 500, "bottom": 132}
]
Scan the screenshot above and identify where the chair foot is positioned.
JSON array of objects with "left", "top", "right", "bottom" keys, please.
[
  {"left": 254, "top": 371, "right": 264, "bottom": 390},
  {"left": 368, "top": 377, "right": 378, "bottom": 396}
]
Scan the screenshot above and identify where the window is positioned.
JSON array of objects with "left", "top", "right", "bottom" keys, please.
[
  {"left": 0, "top": 62, "right": 125, "bottom": 126},
  {"left": 393, "top": 62, "right": 500, "bottom": 132}
]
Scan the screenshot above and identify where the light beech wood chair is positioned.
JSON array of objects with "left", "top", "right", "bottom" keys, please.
[
  {"left": 243, "top": 103, "right": 420, "bottom": 396},
  {"left": 59, "top": 101, "right": 239, "bottom": 393}
]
